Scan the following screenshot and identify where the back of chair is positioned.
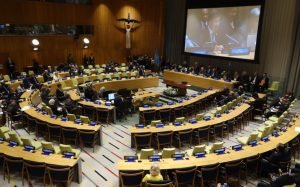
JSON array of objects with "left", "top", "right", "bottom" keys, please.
[
  {"left": 197, "top": 126, "right": 210, "bottom": 138},
  {"left": 146, "top": 180, "right": 173, "bottom": 187},
  {"left": 46, "top": 165, "right": 74, "bottom": 186},
  {"left": 150, "top": 120, "right": 162, "bottom": 126},
  {"left": 173, "top": 107, "right": 184, "bottom": 118},
  {"left": 140, "top": 148, "right": 154, "bottom": 159},
  {"left": 178, "top": 129, "right": 193, "bottom": 142},
  {"left": 174, "top": 166, "right": 197, "bottom": 186},
  {"left": 62, "top": 128, "right": 78, "bottom": 139},
  {"left": 159, "top": 109, "right": 171, "bottom": 122},
  {"left": 142, "top": 110, "right": 156, "bottom": 124},
  {"left": 79, "top": 130, "right": 97, "bottom": 141},
  {"left": 200, "top": 163, "right": 220, "bottom": 184},
  {"left": 23, "top": 160, "right": 46, "bottom": 178},
  {"left": 8, "top": 132, "right": 23, "bottom": 146},
  {"left": 134, "top": 133, "right": 152, "bottom": 150},
  {"left": 4, "top": 155, "right": 23, "bottom": 172},
  {"left": 156, "top": 131, "right": 173, "bottom": 148},
  {"left": 224, "top": 160, "right": 243, "bottom": 176},
  {"left": 161, "top": 148, "right": 175, "bottom": 159},
  {"left": 120, "top": 170, "right": 144, "bottom": 187}
]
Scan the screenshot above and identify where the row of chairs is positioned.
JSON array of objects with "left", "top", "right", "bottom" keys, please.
[
  {"left": 81, "top": 105, "right": 112, "bottom": 124},
  {"left": 134, "top": 111, "right": 251, "bottom": 150},
  {"left": 22, "top": 115, "right": 100, "bottom": 152},
  {"left": 120, "top": 154, "right": 263, "bottom": 187},
  {"left": 0, "top": 128, "right": 80, "bottom": 156},
  {"left": 1, "top": 154, "right": 75, "bottom": 187},
  {"left": 139, "top": 98, "right": 214, "bottom": 125},
  {"left": 83, "top": 63, "right": 127, "bottom": 70}
]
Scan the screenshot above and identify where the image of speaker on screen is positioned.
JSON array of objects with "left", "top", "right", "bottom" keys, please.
[{"left": 185, "top": 5, "right": 261, "bottom": 60}]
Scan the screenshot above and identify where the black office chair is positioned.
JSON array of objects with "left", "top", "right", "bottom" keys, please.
[
  {"left": 199, "top": 163, "right": 220, "bottom": 187},
  {"left": 172, "top": 166, "right": 197, "bottom": 187},
  {"left": 155, "top": 131, "right": 173, "bottom": 150},
  {"left": 82, "top": 105, "right": 96, "bottom": 121},
  {"left": 22, "top": 160, "right": 46, "bottom": 186},
  {"left": 134, "top": 133, "right": 152, "bottom": 150},
  {"left": 36, "top": 120, "right": 49, "bottom": 139},
  {"left": 193, "top": 126, "right": 210, "bottom": 145},
  {"left": 45, "top": 165, "right": 74, "bottom": 187},
  {"left": 146, "top": 180, "right": 173, "bottom": 187},
  {"left": 61, "top": 127, "right": 78, "bottom": 146},
  {"left": 3, "top": 155, "right": 23, "bottom": 183},
  {"left": 174, "top": 129, "right": 193, "bottom": 149},
  {"left": 159, "top": 108, "right": 171, "bottom": 123},
  {"left": 221, "top": 160, "right": 244, "bottom": 185},
  {"left": 140, "top": 110, "right": 156, "bottom": 125},
  {"left": 120, "top": 170, "right": 144, "bottom": 187},
  {"left": 78, "top": 130, "right": 99, "bottom": 152}
]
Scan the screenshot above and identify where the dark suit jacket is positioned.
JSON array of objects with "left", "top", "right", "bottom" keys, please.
[{"left": 266, "top": 148, "right": 291, "bottom": 164}]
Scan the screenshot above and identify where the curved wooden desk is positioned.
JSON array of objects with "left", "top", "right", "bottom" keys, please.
[
  {"left": 164, "top": 70, "right": 237, "bottom": 90},
  {"left": 0, "top": 141, "right": 82, "bottom": 183},
  {"left": 20, "top": 92, "right": 102, "bottom": 146},
  {"left": 131, "top": 103, "right": 250, "bottom": 147},
  {"left": 119, "top": 117, "right": 300, "bottom": 171},
  {"left": 82, "top": 76, "right": 159, "bottom": 92},
  {"left": 139, "top": 89, "right": 218, "bottom": 112},
  {"left": 44, "top": 75, "right": 159, "bottom": 95},
  {"left": 68, "top": 90, "right": 116, "bottom": 123}
]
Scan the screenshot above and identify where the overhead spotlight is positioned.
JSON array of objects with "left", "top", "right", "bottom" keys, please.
[
  {"left": 83, "top": 37, "right": 90, "bottom": 49},
  {"left": 32, "top": 39, "right": 40, "bottom": 46},
  {"left": 83, "top": 38, "right": 90, "bottom": 44},
  {"left": 32, "top": 39, "right": 40, "bottom": 51}
]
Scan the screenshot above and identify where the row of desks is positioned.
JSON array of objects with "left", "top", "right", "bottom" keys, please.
[
  {"left": 132, "top": 103, "right": 250, "bottom": 147},
  {"left": 163, "top": 70, "right": 237, "bottom": 90},
  {"left": 0, "top": 141, "right": 82, "bottom": 183},
  {"left": 139, "top": 89, "right": 218, "bottom": 112},
  {"left": 118, "top": 116, "right": 300, "bottom": 171}
]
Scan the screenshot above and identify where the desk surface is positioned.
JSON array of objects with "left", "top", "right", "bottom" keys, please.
[
  {"left": 164, "top": 70, "right": 237, "bottom": 90},
  {"left": 139, "top": 89, "right": 218, "bottom": 112},
  {"left": 0, "top": 142, "right": 79, "bottom": 167},
  {"left": 20, "top": 99, "right": 101, "bottom": 131},
  {"left": 118, "top": 117, "right": 300, "bottom": 171},
  {"left": 68, "top": 90, "right": 115, "bottom": 111},
  {"left": 133, "top": 103, "right": 249, "bottom": 134}
]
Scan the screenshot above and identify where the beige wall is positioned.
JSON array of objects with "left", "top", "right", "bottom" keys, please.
[{"left": 164, "top": 0, "right": 300, "bottom": 96}]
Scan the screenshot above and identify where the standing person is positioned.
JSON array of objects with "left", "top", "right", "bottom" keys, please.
[
  {"left": 89, "top": 54, "right": 95, "bottom": 67},
  {"left": 6, "top": 57, "right": 15, "bottom": 79},
  {"left": 83, "top": 54, "right": 89, "bottom": 68},
  {"left": 250, "top": 72, "right": 259, "bottom": 92},
  {"left": 259, "top": 73, "right": 269, "bottom": 93},
  {"left": 32, "top": 59, "right": 39, "bottom": 75}
]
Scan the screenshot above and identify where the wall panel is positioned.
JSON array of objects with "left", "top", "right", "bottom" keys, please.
[{"left": 0, "top": 0, "right": 165, "bottom": 72}]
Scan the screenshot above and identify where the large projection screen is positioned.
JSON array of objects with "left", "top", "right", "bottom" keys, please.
[{"left": 184, "top": 4, "right": 263, "bottom": 61}]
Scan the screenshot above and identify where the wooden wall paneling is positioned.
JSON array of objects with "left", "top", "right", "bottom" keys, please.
[{"left": 0, "top": 0, "right": 165, "bottom": 71}]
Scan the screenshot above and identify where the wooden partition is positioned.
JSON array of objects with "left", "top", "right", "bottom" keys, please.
[{"left": 0, "top": 0, "right": 165, "bottom": 73}]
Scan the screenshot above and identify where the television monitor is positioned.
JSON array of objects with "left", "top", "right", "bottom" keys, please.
[
  {"left": 108, "top": 93, "right": 116, "bottom": 101},
  {"left": 184, "top": 0, "right": 265, "bottom": 62}
]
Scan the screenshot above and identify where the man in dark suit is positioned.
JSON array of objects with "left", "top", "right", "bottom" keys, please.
[
  {"left": 56, "top": 83, "right": 66, "bottom": 101},
  {"left": 28, "top": 74, "right": 40, "bottom": 89},
  {"left": 259, "top": 73, "right": 269, "bottom": 93},
  {"left": 84, "top": 85, "right": 97, "bottom": 101},
  {"left": 250, "top": 72, "right": 260, "bottom": 92},
  {"left": 261, "top": 144, "right": 291, "bottom": 177},
  {"left": 42, "top": 70, "right": 52, "bottom": 82},
  {"left": 6, "top": 57, "right": 15, "bottom": 79}
]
